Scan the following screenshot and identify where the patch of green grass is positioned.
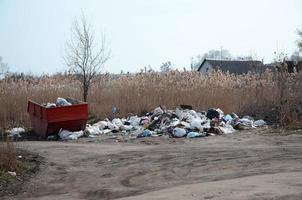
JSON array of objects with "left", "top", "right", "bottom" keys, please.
[
  {"left": 0, "top": 159, "right": 33, "bottom": 182},
  {"left": 0, "top": 169, "right": 15, "bottom": 181}
]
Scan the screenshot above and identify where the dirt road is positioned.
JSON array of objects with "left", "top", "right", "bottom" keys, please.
[{"left": 5, "top": 128, "right": 302, "bottom": 200}]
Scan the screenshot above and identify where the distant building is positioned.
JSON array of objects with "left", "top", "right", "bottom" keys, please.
[{"left": 197, "top": 59, "right": 273, "bottom": 75}]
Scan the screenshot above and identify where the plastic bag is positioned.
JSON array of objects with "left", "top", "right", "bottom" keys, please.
[
  {"left": 222, "top": 114, "right": 233, "bottom": 123},
  {"left": 56, "top": 97, "right": 71, "bottom": 106},
  {"left": 254, "top": 119, "right": 266, "bottom": 127},
  {"left": 206, "top": 108, "right": 220, "bottom": 120},
  {"left": 186, "top": 131, "right": 206, "bottom": 138},
  {"left": 112, "top": 118, "right": 123, "bottom": 127},
  {"left": 219, "top": 124, "right": 236, "bottom": 134},
  {"left": 128, "top": 116, "right": 141, "bottom": 127},
  {"left": 172, "top": 127, "right": 187, "bottom": 138},
  {"left": 153, "top": 107, "right": 164, "bottom": 116},
  {"left": 85, "top": 125, "right": 102, "bottom": 136},
  {"left": 190, "top": 118, "right": 203, "bottom": 131},
  {"left": 6, "top": 127, "right": 25, "bottom": 138},
  {"left": 45, "top": 103, "right": 56, "bottom": 108},
  {"left": 59, "top": 129, "right": 83, "bottom": 140},
  {"left": 94, "top": 121, "right": 108, "bottom": 130}
]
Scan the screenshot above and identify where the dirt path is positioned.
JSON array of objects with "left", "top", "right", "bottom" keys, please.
[{"left": 4, "top": 128, "right": 302, "bottom": 200}]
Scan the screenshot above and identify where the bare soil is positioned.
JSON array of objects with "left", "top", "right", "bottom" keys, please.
[{"left": 2, "top": 127, "right": 302, "bottom": 200}]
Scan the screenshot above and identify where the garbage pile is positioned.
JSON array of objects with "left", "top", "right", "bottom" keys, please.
[
  {"left": 70, "top": 105, "right": 267, "bottom": 140},
  {"left": 6, "top": 127, "right": 25, "bottom": 138},
  {"left": 43, "top": 97, "right": 74, "bottom": 108}
]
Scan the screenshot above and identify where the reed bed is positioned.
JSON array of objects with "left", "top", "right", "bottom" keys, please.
[
  {"left": 0, "top": 70, "right": 301, "bottom": 130},
  {"left": 0, "top": 136, "right": 17, "bottom": 172}
]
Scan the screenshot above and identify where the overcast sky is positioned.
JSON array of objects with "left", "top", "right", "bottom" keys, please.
[{"left": 0, "top": 0, "right": 301, "bottom": 74}]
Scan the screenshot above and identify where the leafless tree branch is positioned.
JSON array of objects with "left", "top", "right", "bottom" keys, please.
[{"left": 64, "top": 14, "right": 110, "bottom": 101}]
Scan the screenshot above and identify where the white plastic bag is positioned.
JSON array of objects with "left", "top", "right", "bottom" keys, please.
[
  {"left": 56, "top": 97, "right": 71, "bottom": 106},
  {"left": 190, "top": 118, "right": 203, "bottom": 131},
  {"left": 6, "top": 127, "right": 25, "bottom": 138},
  {"left": 220, "top": 124, "right": 236, "bottom": 134},
  {"left": 172, "top": 127, "right": 187, "bottom": 138},
  {"left": 112, "top": 118, "right": 123, "bottom": 127},
  {"left": 59, "top": 129, "right": 83, "bottom": 140},
  {"left": 94, "top": 121, "right": 108, "bottom": 130},
  {"left": 186, "top": 132, "right": 206, "bottom": 138},
  {"left": 254, "top": 119, "right": 266, "bottom": 127},
  {"left": 85, "top": 125, "right": 102, "bottom": 136}
]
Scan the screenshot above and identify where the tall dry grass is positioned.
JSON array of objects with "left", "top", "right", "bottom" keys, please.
[
  {"left": 0, "top": 69, "right": 302, "bottom": 130},
  {"left": 0, "top": 136, "right": 17, "bottom": 172}
]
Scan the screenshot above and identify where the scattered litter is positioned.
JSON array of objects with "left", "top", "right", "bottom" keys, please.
[
  {"left": 216, "top": 108, "right": 224, "bottom": 118},
  {"left": 222, "top": 114, "right": 233, "bottom": 123},
  {"left": 137, "top": 129, "right": 152, "bottom": 138},
  {"left": 59, "top": 129, "right": 83, "bottom": 140},
  {"left": 6, "top": 127, "right": 25, "bottom": 138},
  {"left": 234, "top": 118, "right": 255, "bottom": 130},
  {"left": 220, "top": 124, "right": 236, "bottom": 134},
  {"left": 254, "top": 119, "right": 267, "bottom": 127},
  {"left": 206, "top": 108, "right": 220, "bottom": 120},
  {"left": 70, "top": 106, "right": 266, "bottom": 140},
  {"left": 153, "top": 106, "right": 164, "bottom": 116},
  {"left": 102, "top": 129, "right": 112, "bottom": 134},
  {"left": 187, "top": 132, "right": 206, "bottom": 138},
  {"left": 8, "top": 171, "right": 16, "bottom": 176},
  {"left": 173, "top": 127, "right": 187, "bottom": 138},
  {"left": 85, "top": 125, "right": 103, "bottom": 136},
  {"left": 112, "top": 118, "right": 123, "bottom": 127},
  {"left": 21, "top": 103, "right": 267, "bottom": 141},
  {"left": 47, "top": 135, "right": 57, "bottom": 140}
]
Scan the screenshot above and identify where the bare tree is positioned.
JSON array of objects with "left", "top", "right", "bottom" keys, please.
[{"left": 65, "top": 15, "right": 110, "bottom": 102}]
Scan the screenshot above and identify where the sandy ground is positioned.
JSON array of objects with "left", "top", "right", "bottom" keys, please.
[{"left": 3, "top": 128, "right": 302, "bottom": 200}]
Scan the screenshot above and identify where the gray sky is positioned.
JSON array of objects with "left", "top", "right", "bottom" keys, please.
[{"left": 0, "top": 0, "right": 301, "bottom": 74}]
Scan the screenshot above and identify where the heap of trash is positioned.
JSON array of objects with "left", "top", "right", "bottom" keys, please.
[
  {"left": 59, "top": 105, "right": 266, "bottom": 140},
  {"left": 43, "top": 97, "right": 74, "bottom": 108},
  {"left": 6, "top": 127, "right": 25, "bottom": 138}
]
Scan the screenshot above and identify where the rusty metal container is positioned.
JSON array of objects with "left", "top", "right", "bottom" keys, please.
[{"left": 27, "top": 98, "right": 88, "bottom": 138}]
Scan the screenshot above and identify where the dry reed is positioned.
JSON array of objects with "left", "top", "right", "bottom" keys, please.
[
  {"left": 0, "top": 70, "right": 301, "bottom": 130},
  {"left": 0, "top": 136, "right": 17, "bottom": 172}
]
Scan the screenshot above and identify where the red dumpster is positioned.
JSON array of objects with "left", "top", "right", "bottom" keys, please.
[{"left": 27, "top": 98, "right": 88, "bottom": 138}]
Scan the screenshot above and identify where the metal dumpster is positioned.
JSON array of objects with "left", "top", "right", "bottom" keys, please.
[{"left": 27, "top": 98, "right": 88, "bottom": 138}]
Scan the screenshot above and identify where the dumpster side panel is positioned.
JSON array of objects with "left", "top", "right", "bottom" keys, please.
[
  {"left": 46, "top": 103, "right": 88, "bottom": 135},
  {"left": 30, "top": 117, "right": 48, "bottom": 138},
  {"left": 47, "top": 104, "right": 88, "bottom": 122},
  {"left": 27, "top": 101, "right": 48, "bottom": 138},
  {"left": 47, "top": 120, "right": 87, "bottom": 134}
]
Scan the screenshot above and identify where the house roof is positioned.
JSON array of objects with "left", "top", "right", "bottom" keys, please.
[{"left": 197, "top": 59, "right": 267, "bottom": 74}]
